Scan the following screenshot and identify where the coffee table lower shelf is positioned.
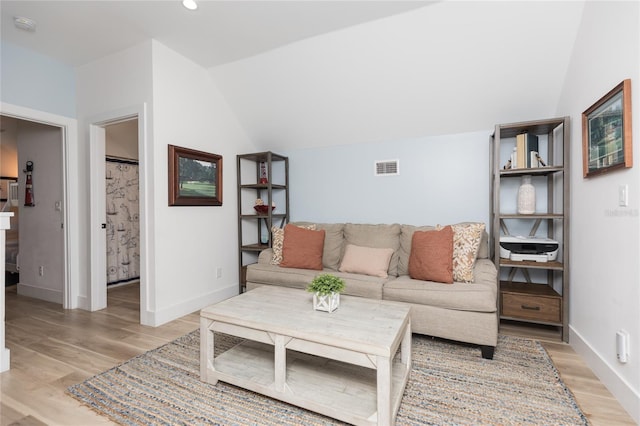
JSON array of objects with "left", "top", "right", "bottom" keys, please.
[{"left": 202, "top": 332, "right": 410, "bottom": 426}]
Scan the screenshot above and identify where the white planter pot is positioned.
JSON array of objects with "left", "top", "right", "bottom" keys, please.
[{"left": 313, "top": 292, "right": 340, "bottom": 313}]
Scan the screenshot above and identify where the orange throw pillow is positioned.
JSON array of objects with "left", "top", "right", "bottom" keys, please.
[
  {"left": 280, "top": 224, "right": 326, "bottom": 270},
  {"left": 408, "top": 226, "right": 454, "bottom": 283}
]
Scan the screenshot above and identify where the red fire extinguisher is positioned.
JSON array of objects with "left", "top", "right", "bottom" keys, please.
[{"left": 24, "top": 160, "right": 34, "bottom": 207}]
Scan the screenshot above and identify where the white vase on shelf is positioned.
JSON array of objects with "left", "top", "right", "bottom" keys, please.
[{"left": 517, "top": 175, "right": 536, "bottom": 214}]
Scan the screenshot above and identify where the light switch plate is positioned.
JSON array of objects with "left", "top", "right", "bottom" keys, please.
[{"left": 619, "top": 184, "right": 628, "bottom": 207}]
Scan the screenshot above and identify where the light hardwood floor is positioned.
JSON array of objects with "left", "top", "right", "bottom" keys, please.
[{"left": 1, "top": 283, "right": 636, "bottom": 426}]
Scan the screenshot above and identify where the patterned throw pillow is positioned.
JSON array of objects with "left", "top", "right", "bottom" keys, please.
[
  {"left": 271, "top": 224, "right": 316, "bottom": 265},
  {"left": 451, "top": 223, "right": 485, "bottom": 282}
]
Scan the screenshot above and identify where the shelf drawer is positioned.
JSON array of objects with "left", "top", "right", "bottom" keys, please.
[{"left": 502, "top": 293, "right": 561, "bottom": 323}]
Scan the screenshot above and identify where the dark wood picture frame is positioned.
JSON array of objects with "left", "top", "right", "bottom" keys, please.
[
  {"left": 582, "top": 79, "right": 632, "bottom": 177},
  {"left": 168, "top": 145, "right": 222, "bottom": 206}
]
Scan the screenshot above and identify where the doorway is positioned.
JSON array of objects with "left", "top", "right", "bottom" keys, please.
[
  {"left": 88, "top": 104, "right": 148, "bottom": 323},
  {"left": 105, "top": 119, "right": 140, "bottom": 287},
  {"left": 0, "top": 115, "right": 65, "bottom": 303}
]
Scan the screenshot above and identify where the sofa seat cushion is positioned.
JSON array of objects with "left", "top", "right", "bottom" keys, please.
[
  {"left": 384, "top": 260, "right": 497, "bottom": 312},
  {"left": 329, "top": 271, "right": 386, "bottom": 299},
  {"left": 246, "top": 263, "right": 317, "bottom": 290},
  {"left": 246, "top": 264, "right": 386, "bottom": 299}
]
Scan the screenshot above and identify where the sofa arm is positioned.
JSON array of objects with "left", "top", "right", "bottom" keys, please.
[
  {"left": 258, "top": 248, "right": 274, "bottom": 264},
  {"left": 473, "top": 258, "right": 498, "bottom": 286}
]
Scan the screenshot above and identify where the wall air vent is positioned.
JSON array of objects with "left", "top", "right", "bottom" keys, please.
[{"left": 374, "top": 159, "right": 399, "bottom": 176}]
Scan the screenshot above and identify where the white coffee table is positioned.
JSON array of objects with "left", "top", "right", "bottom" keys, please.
[{"left": 200, "top": 286, "right": 412, "bottom": 426}]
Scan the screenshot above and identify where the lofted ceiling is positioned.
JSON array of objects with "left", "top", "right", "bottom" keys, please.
[
  {"left": 0, "top": 1, "right": 433, "bottom": 68},
  {"left": 1, "top": 1, "right": 588, "bottom": 150}
]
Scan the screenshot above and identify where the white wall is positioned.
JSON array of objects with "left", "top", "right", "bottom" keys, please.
[
  {"left": 0, "top": 117, "right": 18, "bottom": 177},
  {"left": 16, "top": 121, "right": 64, "bottom": 303},
  {"left": 77, "top": 40, "right": 255, "bottom": 325},
  {"left": 556, "top": 2, "right": 640, "bottom": 422},
  {"left": 76, "top": 41, "right": 154, "bottom": 313},
  {"left": 150, "top": 41, "right": 254, "bottom": 324},
  {"left": 285, "top": 130, "right": 490, "bottom": 228},
  {"left": 211, "top": 1, "right": 583, "bottom": 152},
  {"left": 0, "top": 41, "right": 76, "bottom": 118}
]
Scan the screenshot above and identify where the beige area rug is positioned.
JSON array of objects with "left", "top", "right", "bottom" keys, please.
[{"left": 67, "top": 331, "right": 589, "bottom": 425}]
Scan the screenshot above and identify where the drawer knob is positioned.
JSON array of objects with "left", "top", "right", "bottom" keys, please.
[{"left": 521, "top": 305, "right": 541, "bottom": 311}]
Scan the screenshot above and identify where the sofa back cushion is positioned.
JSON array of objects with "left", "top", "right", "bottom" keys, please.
[
  {"left": 293, "top": 222, "right": 345, "bottom": 270},
  {"left": 398, "top": 222, "right": 488, "bottom": 278},
  {"left": 398, "top": 224, "right": 437, "bottom": 276},
  {"left": 343, "top": 223, "right": 401, "bottom": 276},
  {"left": 338, "top": 244, "right": 395, "bottom": 278}
]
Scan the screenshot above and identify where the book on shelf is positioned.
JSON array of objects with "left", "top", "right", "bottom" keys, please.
[{"left": 515, "top": 133, "right": 539, "bottom": 168}]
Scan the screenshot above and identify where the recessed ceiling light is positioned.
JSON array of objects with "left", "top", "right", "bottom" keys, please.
[
  {"left": 14, "top": 16, "right": 36, "bottom": 32},
  {"left": 182, "top": 0, "right": 198, "bottom": 10}
]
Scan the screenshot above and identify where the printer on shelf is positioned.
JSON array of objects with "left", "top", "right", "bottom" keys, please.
[{"left": 499, "top": 235, "right": 559, "bottom": 262}]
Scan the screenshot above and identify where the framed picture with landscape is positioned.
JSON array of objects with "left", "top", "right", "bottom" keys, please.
[
  {"left": 582, "top": 79, "right": 632, "bottom": 178},
  {"left": 168, "top": 145, "right": 222, "bottom": 206}
]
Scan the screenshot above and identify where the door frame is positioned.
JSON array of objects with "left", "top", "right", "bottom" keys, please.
[
  {"left": 0, "top": 102, "right": 77, "bottom": 308},
  {"left": 88, "top": 104, "right": 150, "bottom": 322},
  {"left": 1, "top": 102, "right": 77, "bottom": 371}
]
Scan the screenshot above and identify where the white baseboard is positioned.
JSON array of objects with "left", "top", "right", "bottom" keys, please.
[
  {"left": 76, "top": 294, "right": 90, "bottom": 311},
  {"left": 145, "top": 283, "right": 239, "bottom": 327},
  {"left": 0, "top": 347, "right": 10, "bottom": 372},
  {"left": 17, "top": 283, "right": 63, "bottom": 304},
  {"left": 570, "top": 326, "right": 640, "bottom": 424}
]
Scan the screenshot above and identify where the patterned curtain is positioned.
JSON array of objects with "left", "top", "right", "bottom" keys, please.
[{"left": 106, "top": 159, "right": 140, "bottom": 285}]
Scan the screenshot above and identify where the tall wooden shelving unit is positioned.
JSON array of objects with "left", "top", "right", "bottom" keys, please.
[
  {"left": 236, "top": 152, "right": 289, "bottom": 293},
  {"left": 490, "top": 117, "right": 570, "bottom": 342}
]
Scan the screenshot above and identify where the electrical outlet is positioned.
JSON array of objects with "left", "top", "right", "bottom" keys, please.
[
  {"left": 617, "top": 330, "right": 629, "bottom": 363},
  {"left": 39, "top": 266, "right": 44, "bottom": 276},
  {"left": 216, "top": 267, "right": 222, "bottom": 279}
]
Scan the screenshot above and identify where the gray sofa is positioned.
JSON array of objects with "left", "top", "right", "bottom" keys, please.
[{"left": 246, "top": 222, "right": 498, "bottom": 359}]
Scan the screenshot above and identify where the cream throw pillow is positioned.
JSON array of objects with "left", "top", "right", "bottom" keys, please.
[
  {"left": 271, "top": 224, "right": 316, "bottom": 265},
  {"left": 450, "top": 223, "right": 485, "bottom": 282},
  {"left": 338, "top": 244, "right": 395, "bottom": 278}
]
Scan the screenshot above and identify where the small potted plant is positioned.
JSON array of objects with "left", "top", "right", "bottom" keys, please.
[{"left": 307, "top": 274, "right": 346, "bottom": 313}]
